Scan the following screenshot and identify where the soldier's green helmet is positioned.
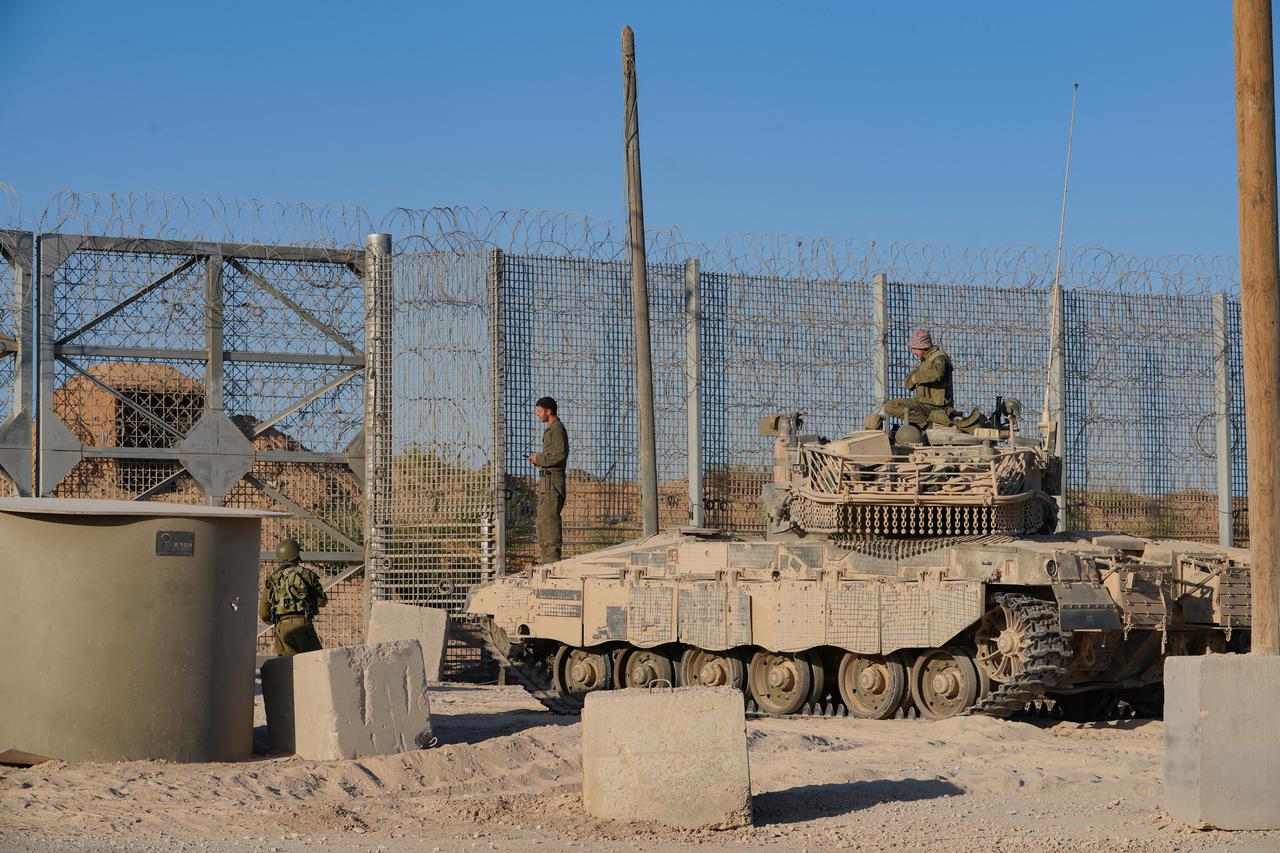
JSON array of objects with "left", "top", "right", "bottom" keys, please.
[{"left": 275, "top": 538, "right": 301, "bottom": 563}]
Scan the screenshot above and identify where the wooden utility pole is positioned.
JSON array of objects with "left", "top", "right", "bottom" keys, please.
[
  {"left": 1233, "top": 0, "right": 1280, "bottom": 655},
  {"left": 622, "top": 25, "right": 659, "bottom": 537}
]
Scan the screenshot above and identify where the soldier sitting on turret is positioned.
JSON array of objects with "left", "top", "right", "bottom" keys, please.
[{"left": 882, "top": 330, "right": 985, "bottom": 436}]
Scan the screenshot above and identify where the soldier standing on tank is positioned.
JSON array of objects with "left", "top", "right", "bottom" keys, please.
[
  {"left": 527, "top": 396, "right": 568, "bottom": 563},
  {"left": 259, "top": 538, "right": 328, "bottom": 656}
]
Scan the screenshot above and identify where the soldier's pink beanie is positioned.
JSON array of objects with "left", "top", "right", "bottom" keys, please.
[{"left": 908, "top": 329, "right": 933, "bottom": 350}]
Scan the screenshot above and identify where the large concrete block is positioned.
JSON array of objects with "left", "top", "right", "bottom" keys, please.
[
  {"left": 1165, "top": 654, "right": 1280, "bottom": 830},
  {"left": 366, "top": 601, "right": 450, "bottom": 680},
  {"left": 262, "top": 641, "right": 433, "bottom": 760},
  {"left": 260, "top": 656, "right": 296, "bottom": 755},
  {"left": 582, "top": 687, "right": 751, "bottom": 829}
]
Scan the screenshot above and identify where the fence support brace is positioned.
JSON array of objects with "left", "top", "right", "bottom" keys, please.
[
  {"left": 362, "top": 232, "right": 393, "bottom": 625},
  {"left": 871, "top": 273, "right": 889, "bottom": 414},
  {"left": 684, "top": 258, "right": 704, "bottom": 528},
  {"left": 488, "top": 248, "right": 508, "bottom": 575},
  {"left": 1213, "top": 292, "right": 1234, "bottom": 547},
  {"left": 1048, "top": 281, "right": 1067, "bottom": 531}
]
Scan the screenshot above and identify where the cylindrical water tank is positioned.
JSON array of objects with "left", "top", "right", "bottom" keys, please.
[{"left": 0, "top": 498, "right": 277, "bottom": 762}]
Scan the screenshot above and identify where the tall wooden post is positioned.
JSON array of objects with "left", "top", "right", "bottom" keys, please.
[
  {"left": 622, "top": 25, "right": 659, "bottom": 537},
  {"left": 1234, "top": 0, "right": 1280, "bottom": 655}
]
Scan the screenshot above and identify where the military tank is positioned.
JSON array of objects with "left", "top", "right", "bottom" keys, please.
[{"left": 467, "top": 408, "right": 1251, "bottom": 720}]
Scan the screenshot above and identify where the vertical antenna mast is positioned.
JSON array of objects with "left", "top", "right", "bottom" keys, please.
[
  {"left": 1054, "top": 83, "right": 1081, "bottom": 293},
  {"left": 1042, "top": 83, "right": 1080, "bottom": 430}
]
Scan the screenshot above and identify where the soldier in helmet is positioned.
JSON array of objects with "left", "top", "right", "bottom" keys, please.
[
  {"left": 883, "top": 330, "right": 985, "bottom": 436},
  {"left": 259, "top": 538, "right": 328, "bottom": 656}
]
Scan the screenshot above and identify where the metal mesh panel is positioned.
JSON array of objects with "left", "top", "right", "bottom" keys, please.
[
  {"left": 500, "top": 255, "right": 686, "bottom": 566},
  {"left": 886, "top": 283, "right": 1048, "bottom": 426},
  {"left": 702, "top": 272, "right": 874, "bottom": 534},
  {"left": 1064, "top": 291, "right": 1217, "bottom": 540},
  {"left": 1227, "top": 297, "right": 1249, "bottom": 544},
  {"left": 373, "top": 251, "right": 497, "bottom": 613},
  {"left": 45, "top": 241, "right": 368, "bottom": 652}
]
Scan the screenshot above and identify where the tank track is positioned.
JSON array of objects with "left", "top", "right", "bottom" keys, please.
[
  {"left": 479, "top": 618, "right": 583, "bottom": 716},
  {"left": 482, "top": 593, "right": 1070, "bottom": 720},
  {"left": 965, "top": 593, "right": 1072, "bottom": 718}
]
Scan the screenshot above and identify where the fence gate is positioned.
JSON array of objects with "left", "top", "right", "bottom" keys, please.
[{"left": 35, "top": 233, "right": 370, "bottom": 649}]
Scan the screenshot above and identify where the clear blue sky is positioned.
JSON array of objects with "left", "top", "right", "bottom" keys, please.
[{"left": 0, "top": 1, "right": 1260, "bottom": 256}]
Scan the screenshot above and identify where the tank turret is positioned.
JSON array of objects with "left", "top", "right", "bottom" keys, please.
[{"left": 759, "top": 407, "right": 1059, "bottom": 541}]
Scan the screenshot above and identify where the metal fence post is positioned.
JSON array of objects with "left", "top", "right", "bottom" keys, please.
[
  {"left": 684, "top": 258, "right": 704, "bottom": 528},
  {"left": 1213, "top": 292, "right": 1234, "bottom": 547},
  {"left": 1049, "top": 281, "right": 1067, "bottom": 531},
  {"left": 488, "top": 248, "right": 507, "bottom": 576},
  {"left": 871, "top": 273, "right": 889, "bottom": 413},
  {"left": 363, "top": 233, "right": 393, "bottom": 628}
]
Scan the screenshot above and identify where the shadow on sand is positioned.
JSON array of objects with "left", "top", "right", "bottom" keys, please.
[
  {"left": 430, "top": 710, "right": 579, "bottom": 747},
  {"left": 753, "top": 778, "right": 965, "bottom": 825}
]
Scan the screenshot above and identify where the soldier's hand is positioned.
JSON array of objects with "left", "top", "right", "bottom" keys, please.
[{"left": 527, "top": 453, "right": 538, "bottom": 465}]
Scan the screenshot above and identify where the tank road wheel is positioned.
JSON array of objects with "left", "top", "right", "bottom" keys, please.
[
  {"left": 609, "top": 648, "right": 629, "bottom": 689},
  {"left": 679, "top": 648, "right": 746, "bottom": 689},
  {"left": 618, "top": 647, "right": 677, "bottom": 688},
  {"left": 909, "top": 648, "right": 981, "bottom": 720},
  {"left": 974, "top": 598, "right": 1033, "bottom": 683},
  {"left": 551, "top": 646, "right": 613, "bottom": 698},
  {"left": 748, "top": 651, "right": 820, "bottom": 716},
  {"left": 837, "top": 652, "right": 908, "bottom": 720}
]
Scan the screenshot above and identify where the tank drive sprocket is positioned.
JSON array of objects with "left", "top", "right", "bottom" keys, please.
[
  {"left": 479, "top": 618, "right": 583, "bottom": 716},
  {"left": 967, "top": 593, "right": 1071, "bottom": 718}
]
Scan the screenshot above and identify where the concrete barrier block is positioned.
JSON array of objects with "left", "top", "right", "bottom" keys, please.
[
  {"left": 1165, "top": 654, "right": 1280, "bottom": 830},
  {"left": 265, "top": 640, "right": 433, "bottom": 760},
  {"left": 260, "top": 656, "right": 296, "bottom": 755},
  {"left": 367, "top": 601, "right": 451, "bottom": 680},
  {"left": 582, "top": 686, "right": 751, "bottom": 829}
]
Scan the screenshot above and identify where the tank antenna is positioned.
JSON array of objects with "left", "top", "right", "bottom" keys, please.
[{"left": 1041, "top": 83, "right": 1080, "bottom": 435}]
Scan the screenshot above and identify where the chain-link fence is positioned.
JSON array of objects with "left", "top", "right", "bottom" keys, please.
[
  {"left": 373, "top": 244, "right": 1248, "bottom": 601},
  {"left": 0, "top": 191, "right": 1255, "bottom": 675}
]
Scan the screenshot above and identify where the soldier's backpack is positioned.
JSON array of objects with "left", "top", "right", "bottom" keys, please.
[{"left": 267, "top": 566, "right": 319, "bottom": 619}]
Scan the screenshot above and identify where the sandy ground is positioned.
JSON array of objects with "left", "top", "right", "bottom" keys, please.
[{"left": 2, "top": 683, "right": 1278, "bottom": 853}]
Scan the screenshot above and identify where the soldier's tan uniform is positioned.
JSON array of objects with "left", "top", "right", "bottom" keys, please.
[
  {"left": 884, "top": 345, "right": 956, "bottom": 428},
  {"left": 259, "top": 543, "right": 327, "bottom": 656},
  {"left": 534, "top": 419, "right": 568, "bottom": 563}
]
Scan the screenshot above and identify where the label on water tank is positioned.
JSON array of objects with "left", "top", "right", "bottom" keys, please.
[{"left": 156, "top": 530, "right": 196, "bottom": 557}]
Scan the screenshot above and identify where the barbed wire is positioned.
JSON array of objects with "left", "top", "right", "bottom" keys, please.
[
  {"left": 0, "top": 187, "right": 1240, "bottom": 295},
  {"left": 26, "top": 189, "right": 374, "bottom": 248}
]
